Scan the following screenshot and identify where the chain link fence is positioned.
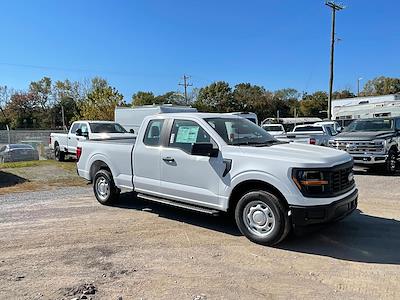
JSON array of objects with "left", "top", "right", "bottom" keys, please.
[{"left": 0, "top": 129, "right": 65, "bottom": 160}]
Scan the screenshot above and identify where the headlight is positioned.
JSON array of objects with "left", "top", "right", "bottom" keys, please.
[{"left": 292, "top": 169, "right": 330, "bottom": 195}]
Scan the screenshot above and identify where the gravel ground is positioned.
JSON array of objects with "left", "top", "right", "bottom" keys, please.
[{"left": 0, "top": 174, "right": 399, "bottom": 299}]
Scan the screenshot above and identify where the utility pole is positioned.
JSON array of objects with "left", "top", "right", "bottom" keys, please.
[
  {"left": 357, "top": 77, "right": 363, "bottom": 96},
  {"left": 178, "top": 74, "right": 193, "bottom": 105},
  {"left": 326, "top": 1, "right": 344, "bottom": 120}
]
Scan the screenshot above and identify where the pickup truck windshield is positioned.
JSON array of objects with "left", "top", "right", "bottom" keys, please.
[
  {"left": 344, "top": 119, "right": 394, "bottom": 132},
  {"left": 205, "top": 117, "right": 276, "bottom": 146},
  {"left": 90, "top": 123, "right": 127, "bottom": 133}
]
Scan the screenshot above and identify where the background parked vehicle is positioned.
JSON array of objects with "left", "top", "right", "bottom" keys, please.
[
  {"left": 50, "top": 121, "right": 133, "bottom": 161},
  {"left": 275, "top": 123, "right": 337, "bottom": 146},
  {"left": 314, "top": 121, "right": 342, "bottom": 133},
  {"left": 261, "top": 124, "right": 286, "bottom": 137},
  {"left": 329, "top": 117, "right": 400, "bottom": 174},
  {"left": 0, "top": 144, "right": 39, "bottom": 163},
  {"left": 224, "top": 112, "right": 258, "bottom": 124},
  {"left": 115, "top": 105, "right": 197, "bottom": 133}
]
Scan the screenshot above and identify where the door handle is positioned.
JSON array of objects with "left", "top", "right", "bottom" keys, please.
[{"left": 162, "top": 157, "right": 175, "bottom": 163}]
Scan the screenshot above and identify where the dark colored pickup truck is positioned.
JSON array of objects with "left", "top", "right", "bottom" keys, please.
[{"left": 329, "top": 117, "right": 400, "bottom": 174}]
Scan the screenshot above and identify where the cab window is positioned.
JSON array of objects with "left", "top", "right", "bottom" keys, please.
[
  {"left": 70, "top": 123, "right": 80, "bottom": 134},
  {"left": 168, "top": 119, "right": 216, "bottom": 153},
  {"left": 143, "top": 119, "right": 164, "bottom": 146}
]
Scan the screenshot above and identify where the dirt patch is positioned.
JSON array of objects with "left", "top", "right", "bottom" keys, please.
[
  {"left": 0, "top": 160, "right": 86, "bottom": 194},
  {"left": 0, "top": 175, "right": 399, "bottom": 299}
]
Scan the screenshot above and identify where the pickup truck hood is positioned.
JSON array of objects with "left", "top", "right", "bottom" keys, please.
[
  {"left": 332, "top": 131, "right": 395, "bottom": 141},
  {"left": 232, "top": 142, "right": 351, "bottom": 167}
]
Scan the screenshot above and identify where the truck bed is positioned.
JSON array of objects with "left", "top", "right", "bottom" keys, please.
[{"left": 77, "top": 137, "right": 136, "bottom": 189}]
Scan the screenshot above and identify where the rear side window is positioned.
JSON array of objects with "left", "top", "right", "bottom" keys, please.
[{"left": 143, "top": 119, "right": 164, "bottom": 146}]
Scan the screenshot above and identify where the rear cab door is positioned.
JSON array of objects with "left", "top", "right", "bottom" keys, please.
[{"left": 133, "top": 117, "right": 167, "bottom": 195}]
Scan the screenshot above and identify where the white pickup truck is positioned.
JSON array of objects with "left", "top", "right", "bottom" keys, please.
[
  {"left": 275, "top": 124, "right": 337, "bottom": 146},
  {"left": 76, "top": 113, "right": 358, "bottom": 245},
  {"left": 50, "top": 121, "right": 133, "bottom": 161}
]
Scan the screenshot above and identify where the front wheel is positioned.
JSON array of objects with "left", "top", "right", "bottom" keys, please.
[
  {"left": 93, "top": 169, "right": 120, "bottom": 205},
  {"left": 384, "top": 149, "right": 398, "bottom": 175},
  {"left": 235, "top": 190, "right": 290, "bottom": 246}
]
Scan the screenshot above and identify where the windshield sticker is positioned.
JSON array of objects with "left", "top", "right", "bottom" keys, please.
[{"left": 176, "top": 126, "right": 199, "bottom": 143}]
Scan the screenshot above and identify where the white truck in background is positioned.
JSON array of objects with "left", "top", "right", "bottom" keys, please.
[
  {"left": 262, "top": 124, "right": 286, "bottom": 137},
  {"left": 50, "top": 121, "right": 133, "bottom": 161},
  {"left": 275, "top": 124, "right": 337, "bottom": 146},
  {"left": 76, "top": 113, "right": 358, "bottom": 246}
]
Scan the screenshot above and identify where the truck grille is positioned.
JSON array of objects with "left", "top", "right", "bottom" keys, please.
[
  {"left": 329, "top": 140, "right": 385, "bottom": 154},
  {"left": 331, "top": 164, "right": 354, "bottom": 194}
]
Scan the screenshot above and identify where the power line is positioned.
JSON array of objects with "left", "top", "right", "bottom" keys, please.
[
  {"left": 326, "top": 1, "right": 345, "bottom": 120},
  {"left": 178, "top": 74, "right": 193, "bottom": 105}
]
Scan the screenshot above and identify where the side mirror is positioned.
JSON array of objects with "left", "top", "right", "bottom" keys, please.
[
  {"left": 191, "top": 143, "right": 219, "bottom": 157},
  {"left": 129, "top": 129, "right": 135, "bottom": 134},
  {"left": 75, "top": 128, "right": 82, "bottom": 136},
  {"left": 337, "top": 126, "right": 342, "bottom": 132}
]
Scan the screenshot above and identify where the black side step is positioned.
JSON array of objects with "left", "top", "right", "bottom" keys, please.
[{"left": 137, "top": 193, "right": 220, "bottom": 216}]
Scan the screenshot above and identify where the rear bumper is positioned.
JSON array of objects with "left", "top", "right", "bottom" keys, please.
[{"left": 289, "top": 189, "right": 358, "bottom": 227}]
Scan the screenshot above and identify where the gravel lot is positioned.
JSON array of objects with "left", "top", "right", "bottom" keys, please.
[{"left": 0, "top": 172, "right": 399, "bottom": 299}]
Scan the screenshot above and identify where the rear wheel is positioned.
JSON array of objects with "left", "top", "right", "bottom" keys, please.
[
  {"left": 93, "top": 169, "right": 120, "bottom": 205},
  {"left": 235, "top": 190, "right": 290, "bottom": 246},
  {"left": 54, "top": 144, "right": 65, "bottom": 162}
]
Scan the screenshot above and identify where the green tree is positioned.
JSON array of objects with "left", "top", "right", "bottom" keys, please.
[
  {"left": 155, "top": 91, "right": 185, "bottom": 105},
  {"left": 332, "top": 89, "right": 355, "bottom": 99},
  {"left": 4, "top": 92, "right": 40, "bottom": 128},
  {"left": 233, "top": 83, "right": 265, "bottom": 111},
  {"left": 361, "top": 76, "right": 400, "bottom": 96},
  {"left": 299, "top": 91, "right": 328, "bottom": 118},
  {"left": 132, "top": 91, "right": 156, "bottom": 106},
  {"left": 79, "top": 78, "right": 123, "bottom": 120},
  {"left": 195, "top": 81, "right": 234, "bottom": 112}
]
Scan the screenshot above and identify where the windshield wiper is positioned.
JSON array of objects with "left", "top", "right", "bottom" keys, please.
[{"left": 233, "top": 140, "right": 280, "bottom": 147}]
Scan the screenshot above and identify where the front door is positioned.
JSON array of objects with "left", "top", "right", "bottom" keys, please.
[{"left": 160, "top": 119, "right": 225, "bottom": 209}]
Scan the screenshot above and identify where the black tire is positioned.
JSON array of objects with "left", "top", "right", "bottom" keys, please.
[
  {"left": 235, "top": 190, "right": 290, "bottom": 246},
  {"left": 384, "top": 149, "right": 398, "bottom": 175},
  {"left": 54, "top": 144, "right": 65, "bottom": 162},
  {"left": 93, "top": 169, "right": 120, "bottom": 205}
]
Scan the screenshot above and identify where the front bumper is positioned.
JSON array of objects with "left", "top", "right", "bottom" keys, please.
[
  {"left": 289, "top": 188, "right": 358, "bottom": 226},
  {"left": 351, "top": 154, "right": 387, "bottom": 165}
]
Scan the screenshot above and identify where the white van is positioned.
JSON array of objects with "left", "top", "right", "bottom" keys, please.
[{"left": 115, "top": 105, "right": 197, "bottom": 133}]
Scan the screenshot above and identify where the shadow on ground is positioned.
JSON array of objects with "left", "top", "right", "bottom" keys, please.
[
  {"left": 114, "top": 192, "right": 240, "bottom": 236},
  {"left": 278, "top": 210, "right": 400, "bottom": 265},
  {"left": 0, "top": 171, "right": 27, "bottom": 188},
  {"left": 115, "top": 193, "right": 400, "bottom": 265}
]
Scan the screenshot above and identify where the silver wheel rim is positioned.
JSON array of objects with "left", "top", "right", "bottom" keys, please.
[
  {"left": 96, "top": 176, "right": 110, "bottom": 201},
  {"left": 389, "top": 155, "right": 396, "bottom": 172},
  {"left": 243, "top": 200, "right": 276, "bottom": 237}
]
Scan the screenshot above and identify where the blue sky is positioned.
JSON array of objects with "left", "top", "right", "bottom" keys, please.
[{"left": 0, "top": 0, "right": 399, "bottom": 100}]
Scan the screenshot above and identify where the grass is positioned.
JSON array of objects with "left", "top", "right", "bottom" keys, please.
[
  {"left": 0, "top": 159, "right": 86, "bottom": 195},
  {"left": 0, "top": 159, "right": 76, "bottom": 170}
]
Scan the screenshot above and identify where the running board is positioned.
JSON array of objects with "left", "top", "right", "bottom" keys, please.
[{"left": 137, "top": 193, "right": 220, "bottom": 216}]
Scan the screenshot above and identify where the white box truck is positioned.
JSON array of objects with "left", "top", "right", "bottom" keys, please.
[{"left": 115, "top": 105, "right": 197, "bottom": 133}]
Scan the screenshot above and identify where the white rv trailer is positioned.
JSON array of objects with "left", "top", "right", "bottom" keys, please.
[{"left": 332, "top": 94, "right": 400, "bottom": 127}]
